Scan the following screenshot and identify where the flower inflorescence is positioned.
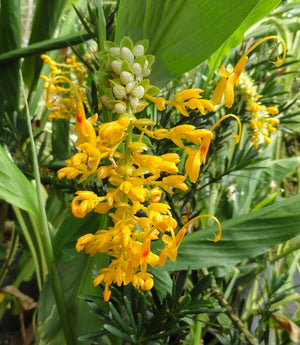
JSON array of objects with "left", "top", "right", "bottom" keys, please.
[
  {"left": 237, "top": 72, "right": 280, "bottom": 148},
  {"left": 41, "top": 35, "right": 285, "bottom": 301}
]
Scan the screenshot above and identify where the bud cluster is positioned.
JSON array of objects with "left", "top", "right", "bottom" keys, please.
[{"left": 98, "top": 37, "right": 158, "bottom": 115}]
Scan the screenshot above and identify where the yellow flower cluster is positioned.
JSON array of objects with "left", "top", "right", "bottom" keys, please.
[
  {"left": 237, "top": 72, "right": 280, "bottom": 148},
  {"left": 58, "top": 102, "right": 191, "bottom": 301},
  {"left": 247, "top": 102, "right": 280, "bottom": 148},
  {"left": 62, "top": 103, "right": 226, "bottom": 301},
  {"left": 145, "top": 88, "right": 215, "bottom": 117},
  {"left": 41, "top": 54, "right": 91, "bottom": 120}
]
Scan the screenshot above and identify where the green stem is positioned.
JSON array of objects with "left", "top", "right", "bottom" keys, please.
[
  {"left": 125, "top": 121, "right": 133, "bottom": 165},
  {"left": 270, "top": 238, "right": 300, "bottom": 264},
  {"left": 224, "top": 267, "right": 240, "bottom": 301},
  {"left": 20, "top": 71, "right": 75, "bottom": 345},
  {"left": 297, "top": 162, "right": 300, "bottom": 195},
  {"left": 191, "top": 314, "right": 204, "bottom": 345},
  {"left": 0, "top": 32, "right": 93, "bottom": 64},
  {"left": 208, "top": 181, "right": 218, "bottom": 216}
]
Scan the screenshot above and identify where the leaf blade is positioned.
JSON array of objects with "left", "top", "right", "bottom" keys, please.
[{"left": 0, "top": 146, "right": 38, "bottom": 215}]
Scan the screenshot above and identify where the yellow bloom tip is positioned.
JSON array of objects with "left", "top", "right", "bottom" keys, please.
[
  {"left": 270, "top": 57, "right": 283, "bottom": 68},
  {"left": 208, "top": 232, "right": 221, "bottom": 243},
  {"left": 231, "top": 131, "right": 240, "bottom": 143}
]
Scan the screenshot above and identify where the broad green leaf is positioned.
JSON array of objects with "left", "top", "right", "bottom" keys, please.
[
  {"left": 157, "top": 194, "right": 300, "bottom": 271},
  {"left": 53, "top": 212, "right": 101, "bottom": 263},
  {"left": 0, "top": 146, "right": 38, "bottom": 215},
  {"left": 0, "top": 0, "right": 21, "bottom": 115},
  {"left": 150, "top": 269, "right": 172, "bottom": 301},
  {"left": 116, "top": 0, "right": 270, "bottom": 86},
  {"left": 36, "top": 252, "right": 108, "bottom": 345}
]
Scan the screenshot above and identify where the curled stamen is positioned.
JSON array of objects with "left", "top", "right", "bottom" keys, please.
[
  {"left": 180, "top": 214, "right": 222, "bottom": 243},
  {"left": 209, "top": 114, "right": 241, "bottom": 143},
  {"left": 244, "top": 35, "right": 286, "bottom": 67}
]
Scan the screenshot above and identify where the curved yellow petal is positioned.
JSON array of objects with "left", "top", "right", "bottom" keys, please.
[
  {"left": 224, "top": 73, "right": 235, "bottom": 108},
  {"left": 185, "top": 149, "right": 201, "bottom": 183},
  {"left": 213, "top": 77, "right": 227, "bottom": 104}
]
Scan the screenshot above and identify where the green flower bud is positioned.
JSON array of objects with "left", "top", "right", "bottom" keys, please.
[
  {"left": 110, "top": 47, "right": 121, "bottom": 57},
  {"left": 129, "top": 96, "right": 139, "bottom": 111},
  {"left": 105, "top": 62, "right": 113, "bottom": 72},
  {"left": 126, "top": 81, "right": 136, "bottom": 94},
  {"left": 133, "top": 44, "right": 144, "bottom": 57},
  {"left": 132, "top": 62, "right": 142, "bottom": 76},
  {"left": 101, "top": 95, "right": 114, "bottom": 110},
  {"left": 120, "top": 47, "right": 134, "bottom": 63},
  {"left": 142, "top": 60, "right": 150, "bottom": 77},
  {"left": 120, "top": 71, "right": 134, "bottom": 85},
  {"left": 111, "top": 60, "right": 122, "bottom": 75},
  {"left": 132, "top": 85, "right": 145, "bottom": 99},
  {"left": 114, "top": 102, "right": 127, "bottom": 114},
  {"left": 142, "top": 68, "right": 151, "bottom": 77},
  {"left": 113, "top": 86, "right": 127, "bottom": 100}
]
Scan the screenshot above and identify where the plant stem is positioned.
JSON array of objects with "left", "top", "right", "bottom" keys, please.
[
  {"left": 191, "top": 313, "right": 204, "bottom": 345},
  {"left": 201, "top": 268, "right": 259, "bottom": 345},
  {"left": 21, "top": 71, "right": 75, "bottom": 345},
  {"left": 0, "top": 32, "right": 93, "bottom": 64}
]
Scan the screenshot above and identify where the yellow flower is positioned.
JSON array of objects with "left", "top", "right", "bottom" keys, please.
[
  {"left": 247, "top": 102, "right": 280, "bottom": 148},
  {"left": 163, "top": 175, "right": 188, "bottom": 192},
  {"left": 213, "top": 55, "right": 248, "bottom": 108},
  {"left": 174, "top": 88, "right": 203, "bottom": 102},
  {"left": 132, "top": 272, "right": 154, "bottom": 292},
  {"left": 158, "top": 228, "right": 186, "bottom": 266},
  {"left": 146, "top": 88, "right": 215, "bottom": 117},
  {"left": 214, "top": 36, "right": 286, "bottom": 108},
  {"left": 185, "top": 148, "right": 202, "bottom": 183},
  {"left": 72, "top": 191, "right": 106, "bottom": 218}
]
